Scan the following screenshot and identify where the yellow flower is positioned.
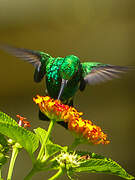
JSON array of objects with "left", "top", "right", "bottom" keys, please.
[{"left": 33, "top": 95, "right": 110, "bottom": 145}]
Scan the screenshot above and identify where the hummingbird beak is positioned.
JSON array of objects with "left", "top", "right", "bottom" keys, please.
[{"left": 58, "top": 79, "right": 68, "bottom": 100}]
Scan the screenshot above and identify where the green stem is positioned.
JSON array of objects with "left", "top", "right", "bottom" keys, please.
[
  {"left": 24, "top": 120, "right": 55, "bottom": 180},
  {"left": 37, "top": 120, "right": 55, "bottom": 161},
  {"left": 0, "top": 167, "right": 2, "bottom": 179},
  {"left": 48, "top": 168, "right": 64, "bottom": 180},
  {"left": 7, "top": 144, "right": 19, "bottom": 180}
]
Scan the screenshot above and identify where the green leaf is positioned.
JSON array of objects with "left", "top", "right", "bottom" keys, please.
[
  {"left": 34, "top": 128, "right": 63, "bottom": 158},
  {"left": 46, "top": 143, "right": 63, "bottom": 158},
  {"left": 0, "top": 152, "right": 7, "bottom": 166},
  {"left": 34, "top": 127, "right": 48, "bottom": 144},
  {"left": 0, "top": 133, "right": 9, "bottom": 167},
  {"left": 0, "top": 133, "right": 9, "bottom": 154},
  {"left": 0, "top": 112, "right": 18, "bottom": 126},
  {"left": 73, "top": 152, "right": 134, "bottom": 180},
  {"left": 0, "top": 112, "right": 39, "bottom": 154}
]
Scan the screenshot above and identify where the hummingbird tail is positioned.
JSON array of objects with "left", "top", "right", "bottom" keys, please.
[{"left": 38, "top": 110, "right": 68, "bottom": 129}]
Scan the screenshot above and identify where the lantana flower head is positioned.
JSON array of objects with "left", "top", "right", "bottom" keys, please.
[
  {"left": 56, "top": 152, "right": 80, "bottom": 167},
  {"left": 33, "top": 95, "right": 110, "bottom": 145},
  {"left": 16, "top": 114, "right": 31, "bottom": 128}
]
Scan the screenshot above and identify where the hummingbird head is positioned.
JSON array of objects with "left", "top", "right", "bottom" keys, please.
[
  {"left": 58, "top": 55, "right": 80, "bottom": 100},
  {"left": 60, "top": 55, "right": 80, "bottom": 80}
]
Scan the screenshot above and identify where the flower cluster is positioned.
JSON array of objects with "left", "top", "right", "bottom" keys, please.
[
  {"left": 33, "top": 95, "right": 110, "bottom": 145},
  {"left": 56, "top": 152, "right": 80, "bottom": 167},
  {"left": 16, "top": 115, "right": 31, "bottom": 128}
]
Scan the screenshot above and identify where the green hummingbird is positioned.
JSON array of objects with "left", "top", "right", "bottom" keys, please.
[{"left": 1, "top": 45, "right": 130, "bottom": 128}]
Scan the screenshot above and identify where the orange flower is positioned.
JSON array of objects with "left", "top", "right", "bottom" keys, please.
[
  {"left": 33, "top": 95, "right": 109, "bottom": 145},
  {"left": 16, "top": 114, "right": 31, "bottom": 128}
]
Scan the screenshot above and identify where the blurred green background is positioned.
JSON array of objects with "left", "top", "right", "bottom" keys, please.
[{"left": 0, "top": 0, "right": 135, "bottom": 179}]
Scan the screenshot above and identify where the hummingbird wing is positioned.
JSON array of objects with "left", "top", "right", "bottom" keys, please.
[
  {"left": 1, "top": 45, "right": 42, "bottom": 70},
  {"left": 0, "top": 45, "right": 50, "bottom": 82},
  {"left": 81, "top": 62, "right": 130, "bottom": 86}
]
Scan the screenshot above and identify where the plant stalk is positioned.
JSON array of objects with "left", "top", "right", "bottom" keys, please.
[
  {"left": 0, "top": 167, "right": 2, "bottom": 179},
  {"left": 7, "top": 144, "right": 19, "bottom": 180},
  {"left": 37, "top": 120, "right": 55, "bottom": 161},
  {"left": 48, "top": 168, "right": 64, "bottom": 180}
]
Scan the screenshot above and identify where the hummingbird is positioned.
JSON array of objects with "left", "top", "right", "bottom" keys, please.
[{"left": 1, "top": 45, "right": 130, "bottom": 128}]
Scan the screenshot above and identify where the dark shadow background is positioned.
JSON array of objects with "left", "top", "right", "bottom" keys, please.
[{"left": 0, "top": 0, "right": 135, "bottom": 179}]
